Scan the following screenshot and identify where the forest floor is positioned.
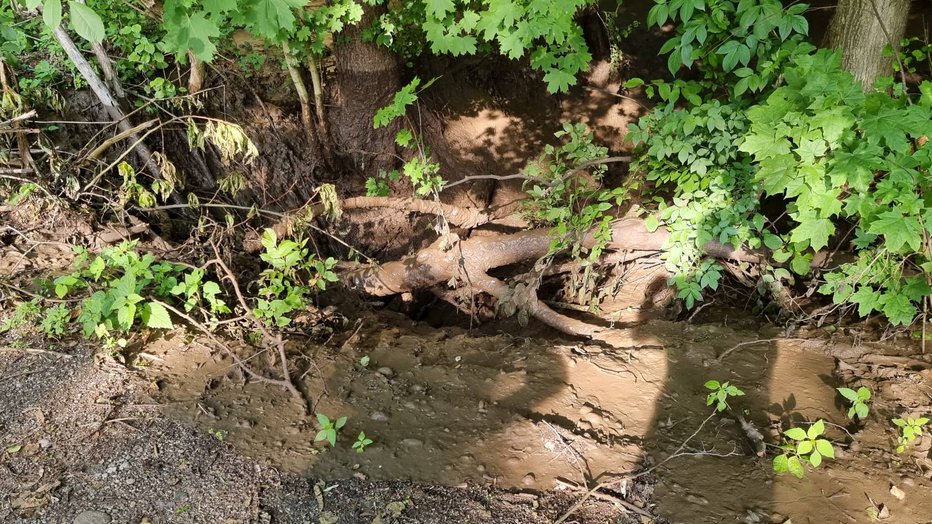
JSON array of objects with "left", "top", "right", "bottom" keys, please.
[{"left": 4, "top": 12, "right": 932, "bottom": 522}]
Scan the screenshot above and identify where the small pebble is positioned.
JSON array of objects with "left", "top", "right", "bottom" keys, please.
[
  {"left": 890, "top": 484, "right": 906, "bottom": 501},
  {"left": 73, "top": 510, "right": 111, "bottom": 524},
  {"left": 38, "top": 438, "right": 51, "bottom": 449},
  {"left": 370, "top": 411, "right": 390, "bottom": 422},
  {"left": 377, "top": 367, "right": 394, "bottom": 378},
  {"left": 476, "top": 464, "right": 486, "bottom": 473},
  {"left": 401, "top": 438, "right": 424, "bottom": 448},
  {"left": 522, "top": 473, "right": 536, "bottom": 486}
]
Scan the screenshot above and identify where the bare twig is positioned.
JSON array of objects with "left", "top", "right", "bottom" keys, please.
[
  {"left": 0, "top": 346, "right": 74, "bottom": 358},
  {"left": 716, "top": 338, "right": 807, "bottom": 362},
  {"left": 554, "top": 411, "right": 718, "bottom": 524}
]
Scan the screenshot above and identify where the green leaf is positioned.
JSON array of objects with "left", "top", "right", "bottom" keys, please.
[
  {"left": 704, "top": 380, "right": 720, "bottom": 390},
  {"left": 790, "top": 254, "right": 811, "bottom": 276},
  {"left": 787, "top": 455, "right": 805, "bottom": 478},
  {"left": 335, "top": 416, "right": 347, "bottom": 429},
  {"left": 316, "top": 413, "right": 330, "bottom": 427},
  {"left": 854, "top": 403, "right": 868, "bottom": 420},
  {"left": 43, "top": 0, "right": 62, "bottom": 29},
  {"left": 644, "top": 214, "right": 660, "bottom": 233},
  {"left": 868, "top": 209, "right": 922, "bottom": 253},
  {"left": 68, "top": 1, "right": 105, "bottom": 42},
  {"left": 796, "top": 440, "right": 813, "bottom": 455},
  {"left": 856, "top": 387, "right": 871, "bottom": 401},
  {"left": 143, "top": 302, "right": 174, "bottom": 329},
  {"left": 815, "top": 438, "right": 834, "bottom": 459},
  {"left": 809, "top": 449, "right": 822, "bottom": 467},
  {"left": 773, "top": 453, "right": 789, "bottom": 473},
  {"left": 807, "top": 419, "right": 825, "bottom": 439},
  {"left": 790, "top": 218, "right": 834, "bottom": 251},
  {"left": 784, "top": 427, "right": 807, "bottom": 441},
  {"left": 837, "top": 387, "right": 858, "bottom": 402}
]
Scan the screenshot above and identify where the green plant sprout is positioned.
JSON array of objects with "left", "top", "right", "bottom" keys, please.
[
  {"left": 314, "top": 413, "right": 347, "bottom": 447},
  {"left": 207, "top": 428, "right": 226, "bottom": 441},
  {"left": 704, "top": 380, "right": 745, "bottom": 412},
  {"left": 893, "top": 416, "right": 929, "bottom": 453},
  {"left": 837, "top": 386, "right": 871, "bottom": 421},
  {"left": 773, "top": 419, "right": 835, "bottom": 478},
  {"left": 352, "top": 432, "right": 373, "bottom": 453}
]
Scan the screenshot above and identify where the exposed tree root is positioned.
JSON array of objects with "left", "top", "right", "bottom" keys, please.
[{"left": 343, "top": 217, "right": 763, "bottom": 338}]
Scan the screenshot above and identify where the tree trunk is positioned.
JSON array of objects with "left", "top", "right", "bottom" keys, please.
[
  {"left": 823, "top": 0, "right": 910, "bottom": 89},
  {"left": 331, "top": 1, "right": 400, "bottom": 178}
]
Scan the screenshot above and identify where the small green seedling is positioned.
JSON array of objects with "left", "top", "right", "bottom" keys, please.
[
  {"left": 773, "top": 419, "right": 835, "bottom": 478},
  {"left": 315, "top": 413, "right": 347, "bottom": 447},
  {"left": 704, "top": 380, "right": 744, "bottom": 412},
  {"left": 352, "top": 432, "right": 373, "bottom": 453},
  {"left": 359, "top": 355, "right": 370, "bottom": 367},
  {"left": 837, "top": 386, "right": 871, "bottom": 421},
  {"left": 893, "top": 416, "right": 929, "bottom": 453},
  {"left": 207, "top": 428, "right": 226, "bottom": 441}
]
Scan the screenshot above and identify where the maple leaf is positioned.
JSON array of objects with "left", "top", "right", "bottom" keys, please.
[
  {"left": 789, "top": 216, "right": 834, "bottom": 251},
  {"left": 241, "top": 0, "right": 308, "bottom": 39},
  {"left": 867, "top": 209, "right": 922, "bottom": 253}
]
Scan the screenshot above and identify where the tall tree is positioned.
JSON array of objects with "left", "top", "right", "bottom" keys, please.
[
  {"left": 330, "top": 1, "right": 400, "bottom": 178},
  {"left": 823, "top": 0, "right": 911, "bottom": 88}
]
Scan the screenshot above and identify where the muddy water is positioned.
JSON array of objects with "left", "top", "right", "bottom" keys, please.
[{"left": 142, "top": 313, "right": 932, "bottom": 523}]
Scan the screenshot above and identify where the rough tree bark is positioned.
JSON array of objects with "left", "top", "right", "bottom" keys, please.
[
  {"left": 331, "top": 1, "right": 401, "bottom": 177},
  {"left": 823, "top": 0, "right": 911, "bottom": 89}
]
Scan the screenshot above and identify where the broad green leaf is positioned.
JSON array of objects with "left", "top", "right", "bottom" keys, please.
[
  {"left": 815, "top": 438, "right": 834, "bottom": 459},
  {"left": 316, "top": 413, "right": 330, "bottom": 427},
  {"left": 868, "top": 209, "right": 922, "bottom": 253},
  {"left": 772, "top": 453, "right": 788, "bottom": 473},
  {"left": 787, "top": 456, "right": 805, "bottom": 478},
  {"left": 837, "top": 387, "right": 858, "bottom": 402},
  {"left": 796, "top": 440, "right": 813, "bottom": 455},
  {"left": 854, "top": 403, "right": 868, "bottom": 420},
  {"left": 336, "top": 416, "right": 347, "bottom": 428},
  {"left": 784, "top": 427, "right": 807, "bottom": 441},
  {"left": 644, "top": 214, "right": 660, "bottom": 233},
  {"left": 807, "top": 419, "right": 825, "bottom": 439},
  {"left": 809, "top": 449, "right": 822, "bottom": 467},
  {"left": 68, "top": 1, "right": 105, "bottom": 42},
  {"left": 43, "top": 0, "right": 62, "bottom": 29},
  {"left": 143, "top": 302, "right": 173, "bottom": 329}
]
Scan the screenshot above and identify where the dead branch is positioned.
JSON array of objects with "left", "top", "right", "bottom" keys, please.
[
  {"left": 209, "top": 241, "right": 307, "bottom": 410},
  {"left": 0, "top": 109, "right": 37, "bottom": 128},
  {"left": 347, "top": 217, "right": 760, "bottom": 297},
  {"left": 51, "top": 23, "right": 166, "bottom": 189}
]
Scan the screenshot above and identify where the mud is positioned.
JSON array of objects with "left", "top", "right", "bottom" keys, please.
[{"left": 136, "top": 306, "right": 932, "bottom": 523}]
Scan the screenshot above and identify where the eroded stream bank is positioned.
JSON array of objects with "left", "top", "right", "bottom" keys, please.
[{"left": 134, "top": 309, "right": 932, "bottom": 523}]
